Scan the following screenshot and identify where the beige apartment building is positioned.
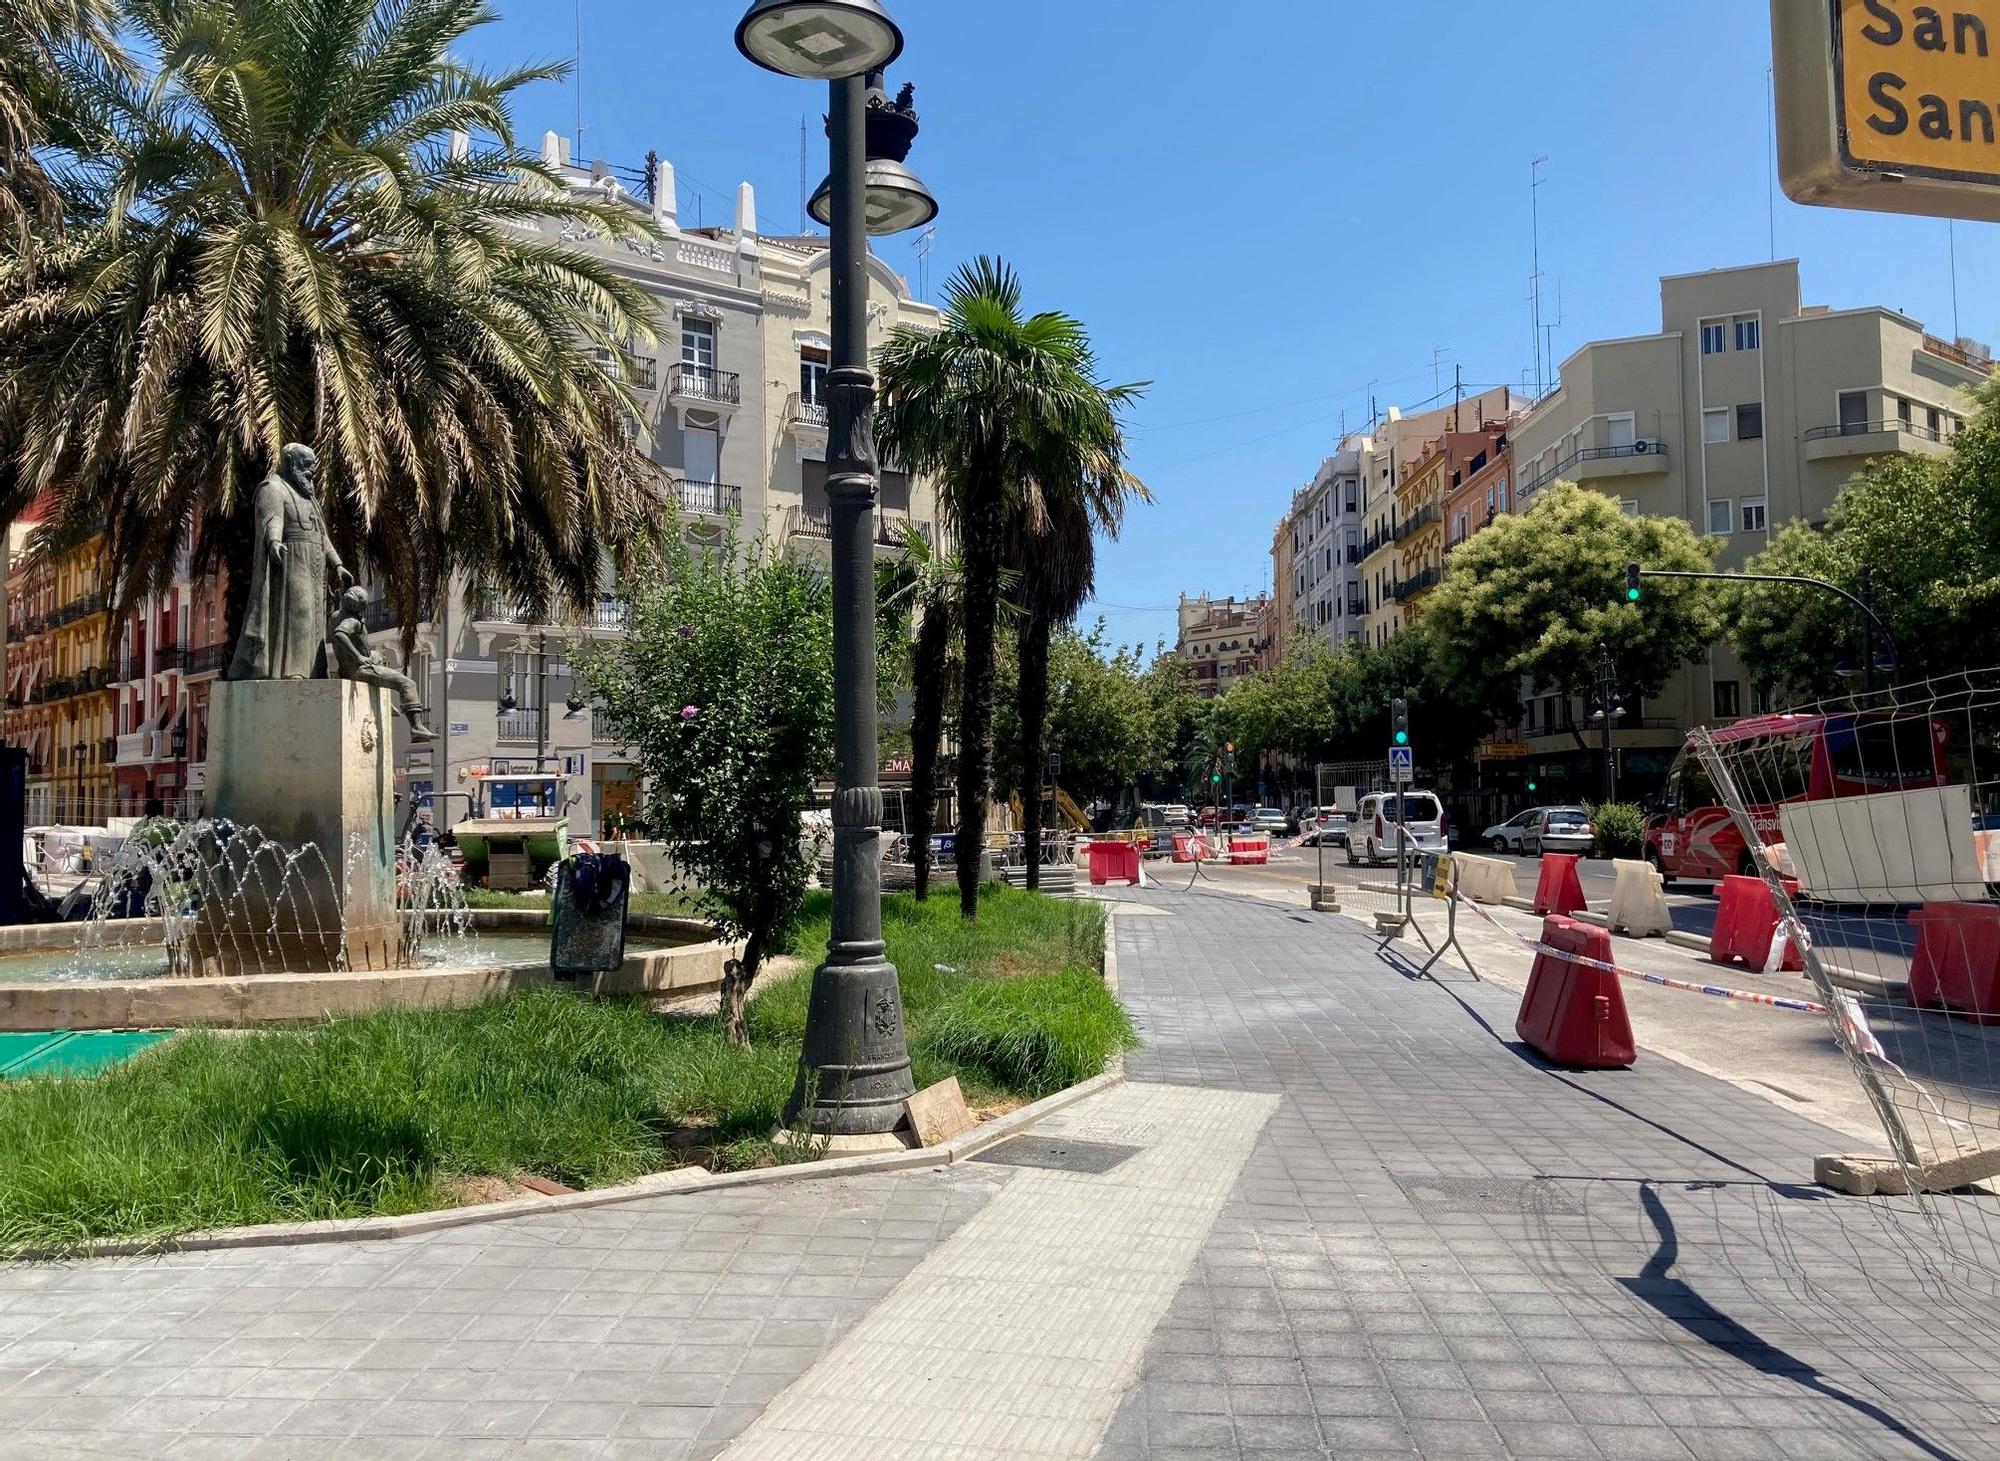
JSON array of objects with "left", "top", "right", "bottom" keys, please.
[
  {"left": 1176, "top": 594, "right": 1273, "bottom": 699},
  {"left": 1508, "top": 259, "right": 1990, "bottom": 797}
]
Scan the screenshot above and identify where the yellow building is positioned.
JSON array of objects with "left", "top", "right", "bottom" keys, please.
[
  {"left": 4, "top": 513, "right": 114, "bottom": 825},
  {"left": 1390, "top": 439, "right": 1448, "bottom": 628}
]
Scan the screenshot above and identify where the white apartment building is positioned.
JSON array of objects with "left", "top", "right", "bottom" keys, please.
[
  {"left": 1507, "top": 259, "right": 1990, "bottom": 796},
  {"left": 1276, "top": 449, "right": 1366, "bottom": 654},
  {"left": 361, "top": 136, "right": 946, "bottom": 836}
]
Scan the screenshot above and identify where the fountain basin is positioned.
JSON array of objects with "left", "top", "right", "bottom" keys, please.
[{"left": 0, "top": 910, "right": 740, "bottom": 1032}]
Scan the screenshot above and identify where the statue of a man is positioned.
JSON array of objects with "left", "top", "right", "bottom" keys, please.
[
  {"left": 330, "top": 587, "right": 437, "bottom": 742},
  {"left": 229, "top": 443, "right": 351, "bottom": 680}
]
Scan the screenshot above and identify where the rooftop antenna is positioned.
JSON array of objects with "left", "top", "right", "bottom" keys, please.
[
  {"left": 1530, "top": 155, "right": 1548, "bottom": 396},
  {"left": 1950, "top": 220, "right": 1962, "bottom": 339},
  {"left": 1543, "top": 275, "right": 1565, "bottom": 388},
  {"left": 1430, "top": 345, "right": 1448, "bottom": 399},
  {"left": 1765, "top": 67, "right": 1778, "bottom": 262},
  {"left": 914, "top": 223, "right": 936, "bottom": 302},
  {"left": 573, "top": 0, "right": 584, "bottom": 158},
  {"left": 798, "top": 116, "right": 810, "bottom": 233}
]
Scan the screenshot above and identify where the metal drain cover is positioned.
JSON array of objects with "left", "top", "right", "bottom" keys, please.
[
  {"left": 971, "top": 1135, "right": 1143, "bottom": 1174},
  {"left": 1392, "top": 1173, "right": 1582, "bottom": 1217}
]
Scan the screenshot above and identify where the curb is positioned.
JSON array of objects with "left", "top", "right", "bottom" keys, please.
[{"left": 11, "top": 905, "right": 1133, "bottom": 1265}]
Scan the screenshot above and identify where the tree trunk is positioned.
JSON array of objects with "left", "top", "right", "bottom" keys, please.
[
  {"left": 1017, "top": 610, "right": 1052, "bottom": 893},
  {"left": 955, "top": 477, "right": 1005, "bottom": 919},
  {"left": 720, "top": 925, "right": 766, "bottom": 1047},
  {"left": 908, "top": 599, "right": 952, "bottom": 903}
]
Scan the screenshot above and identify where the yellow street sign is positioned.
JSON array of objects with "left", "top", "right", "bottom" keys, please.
[{"left": 1774, "top": 0, "right": 2000, "bottom": 220}]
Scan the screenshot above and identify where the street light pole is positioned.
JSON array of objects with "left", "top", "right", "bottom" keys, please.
[
  {"left": 1591, "top": 644, "right": 1620, "bottom": 806},
  {"left": 737, "top": 0, "right": 934, "bottom": 1138}
]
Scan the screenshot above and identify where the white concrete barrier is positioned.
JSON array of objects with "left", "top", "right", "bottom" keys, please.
[
  {"left": 1454, "top": 853, "right": 1514, "bottom": 907},
  {"left": 1608, "top": 858, "right": 1672, "bottom": 937}
]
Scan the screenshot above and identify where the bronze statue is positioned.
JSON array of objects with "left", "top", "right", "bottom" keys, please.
[
  {"left": 331, "top": 587, "right": 436, "bottom": 742},
  {"left": 229, "top": 443, "right": 351, "bottom": 680}
]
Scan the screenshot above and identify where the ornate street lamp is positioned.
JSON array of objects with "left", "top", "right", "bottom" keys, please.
[
  {"left": 737, "top": 0, "right": 934, "bottom": 1139},
  {"left": 735, "top": 0, "right": 902, "bottom": 80}
]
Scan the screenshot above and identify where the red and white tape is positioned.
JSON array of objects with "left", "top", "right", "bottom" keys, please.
[{"left": 1450, "top": 891, "right": 1828, "bottom": 1015}]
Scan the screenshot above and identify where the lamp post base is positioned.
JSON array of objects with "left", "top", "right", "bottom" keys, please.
[{"left": 782, "top": 951, "right": 917, "bottom": 1136}]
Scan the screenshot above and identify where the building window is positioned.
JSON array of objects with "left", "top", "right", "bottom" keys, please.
[
  {"left": 1741, "top": 497, "right": 1767, "bottom": 533},
  {"left": 1928, "top": 406, "right": 1943, "bottom": 435},
  {"left": 681, "top": 319, "right": 717, "bottom": 380},
  {"left": 1703, "top": 408, "right": 1730, "bottom": 445},
  {"left": 1838, "top": 389, "right": 1869, "bottom": 435},
  {"left": 1737, "top": 402, "right": 1763, "bottom": 441},
  {"left": 1714, "top": 679, "right": 1742, "bottom": 719},
  {"left": 799, "top": 347, "right": 828, "bottom": 407},
  {"left": 1707, "top": 499, "right": 1734, "bottom": 535},
  {"left": 1898, "top": 397, "right": 1913, "bottom": 426},
  {"left": 1701, "top": 323, "right": 1727, "bottom": 355},
  {"left": 1621, "top": 500, "right": 1640, "bottom": 517},
  {"left": 1734, "top": 317, "right": 1761, "bottom": 351}
]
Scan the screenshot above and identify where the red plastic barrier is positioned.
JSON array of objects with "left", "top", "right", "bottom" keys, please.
[
  {"left": 1515, "top": 915, "right": 1635, "bottom": 1068},
  {"left": 1229, "top": 836, "right": 1271, "bottom": 866},
  {"left": 1709, "top": 875, "right": 1803, "bottom": 972},
  {"left": 1531, "top": 854, "right": 1588, "bottom": 917},
  {"left": 1909, "top": 903, "right": 2000, "bottom": 1025},
  {"left": 1086, "top": 840, "right": 1141, "bottom": 887}
]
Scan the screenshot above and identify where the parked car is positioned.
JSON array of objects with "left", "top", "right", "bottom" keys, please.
[
  {"left": 1249, "top": 807, "right": 1290, "bottom": 836},
  {"left": 1157, "top": 804, "right": 1193, "bottom": 829},
  {"left": 1481, "top": 808, "right": 1544, "bottom": 854},
  {"left": 1301, "top": 806, "right": 1349, "bottom": 848},
  {"left": 1524, "top": 806, "right": 1594, "bottom": 857},
  {"left": 1347, "top": 792, "right": 1447, "bottom": 866}
]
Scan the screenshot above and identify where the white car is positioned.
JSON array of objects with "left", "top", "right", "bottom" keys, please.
[
  {"left": 1524, "top": 807, "right": 1595, "bottom": 857},
  {"left": 1482, "top": 806, "right": 1572, "bottom": 854},
  {"left": 1301, "top": 806, "right": 1349, "bottom": 847},
  {"left": 1348, "top": 792, "right": 1447, "bottom": 866}
]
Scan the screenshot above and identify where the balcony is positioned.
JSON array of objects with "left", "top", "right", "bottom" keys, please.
[
  {"left": 1391, "top": 502, "right": 1441, "bottom": 544},
  {"left": 631, "top": 357, "right": 657, "bottom": 391},
  {"left": 115, "top": 731, "right": 153, "bottom": 766},
  {"left": 100, "top": 735, "right": 116, "bottom": 765},
  {"left": 151, "top": 641, "right": 187, "bottom": 673},
  {"left": 1803, "top": 419, "right": 1951, "bottom": 463},
  {"left": 666, "top": 364, "right": 740, "bottom": 408},
  {"left": 1922, "top": 333, "right": 1994, "bottom": 376},
  {"left": 186, "top": 642, "right": 230, "bottom": 677},
  {"left": 1523, "top": 441, "right": 1670, "bottom": 496},
  {"left": 788, "top": 393, "right": 830, "bottom": 431},
  {"left": 364, "top": 601, "right": 401, "bottom": 634},
  {"left": 496, "top": 710, "right": 543, "bottom": 744},
  {"left": 1391, "top": 566, "right": 1443, "bottom": 603},
  {"left": 671, "top": 477, "right": 743, "bottom": 517},
  {"left": 787, "top": 509, "right": 932, "bottom": 550}
]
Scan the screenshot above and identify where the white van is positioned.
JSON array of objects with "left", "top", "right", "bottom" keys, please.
[{"left": 1348, "top": 792, "right": 1447, "bottom": 866}]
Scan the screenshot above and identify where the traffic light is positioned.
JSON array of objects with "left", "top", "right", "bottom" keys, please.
[
  {"left": 1211, "top": 772, "right": 1221, "bottom": 785},
  {"left": 1527, "top": 779, "right": 1539, "bottom": 794},
  {"left": 1625, "top": 562, "right": 1643, "bottom": 604},
  {"left": 1390, "top": 698, "right": 1410, "bottom": 747}
]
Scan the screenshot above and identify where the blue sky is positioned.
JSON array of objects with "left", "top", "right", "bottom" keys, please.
[{"left": 463, "top": 0, "right": 1997, "bottom": 653}]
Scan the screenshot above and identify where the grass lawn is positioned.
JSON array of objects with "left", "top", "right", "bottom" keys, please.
[{"left": 0, "top": 887, "right": 1132, "bottom": 1254}]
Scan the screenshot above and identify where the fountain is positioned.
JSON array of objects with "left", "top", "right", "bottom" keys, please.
[{"left": 0, "top": 444, "right": 742, "bottom": 1032}]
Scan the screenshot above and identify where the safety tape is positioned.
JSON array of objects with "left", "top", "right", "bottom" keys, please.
[{"left": 1449, "top": 890, "right": 1829, "bottom": 1016}]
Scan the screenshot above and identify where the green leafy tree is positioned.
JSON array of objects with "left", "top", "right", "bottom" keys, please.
[
  {"left": 0, "top": 0, "right": 663, "bottom": 639},
  {"left": 1422, "top": 482, "right": 1724, "bottom": 734},
  {"left": 583, "top": 535, "right": 834, "bottom": 1047},
  {"left": 994, "top": 622, "right": 1158, "bottom": 810},
  {"left": 876, "top": 258, "right": 1141, "bottom": 919},
  {"left": 0, "top": 0, "right": 118, "bottom": 243},
  {"left": 879, "top": 529, "right": 970, "bottom": 903},
  {"left": 1732, "top": 402, "right": 2000, "bottom": 702}
]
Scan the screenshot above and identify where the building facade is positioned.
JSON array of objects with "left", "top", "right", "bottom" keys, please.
[
  {"left": 1505, "top": 259, "right": 1990, "bottom": 798},
  {"left": 360, "top": 136, "right": 949, "bottom": 838},
  {"left": 2, "top": 513, "right": 116, "bottom": 825},
  {"left": 1176, "top": 594, "right": 1273, "bottom": 699},
  {"left": 1276, "top": 448, "right": 1365, "bottom": 655}
]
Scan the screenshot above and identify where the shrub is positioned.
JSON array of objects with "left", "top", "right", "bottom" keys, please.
[{"left": 1592, "top": 802, "right": 1647, "bottom": 860}]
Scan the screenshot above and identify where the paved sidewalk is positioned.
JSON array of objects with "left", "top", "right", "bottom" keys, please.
[
  {"left": 1097, "top": 883, "right": 2000, "bottom": 1460},
  {"left": 5, "top": 888, "right": 2000, "bottom": 1458}
]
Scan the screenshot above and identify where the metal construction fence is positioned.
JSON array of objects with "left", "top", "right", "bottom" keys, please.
[{"left": 1694, "top": 669, "right": 2000, "bottom": 1285}]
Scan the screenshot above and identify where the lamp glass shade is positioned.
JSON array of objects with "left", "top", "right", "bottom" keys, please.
[
  {"left": 736, "top": 0, "right": 902, "bottom": 80},
  {"left": 807, "top": 158, "right": 939, "bottom": 236}
]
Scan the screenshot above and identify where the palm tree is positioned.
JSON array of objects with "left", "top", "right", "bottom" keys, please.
[
  {"left": 877, "top": 258, "right": 1142, "bottom": 918},
  {"left": 0, "top": 0, "right": 117, "bottom": 246},
  {"left": 1009, "top": 448, "right": 1147, "bottom": 889},
  {"left": 0, "top": 0, "right": 663, "bottom": 636},
  {"left": 880, "top": 526, "right": 966, "bottom": 903}
]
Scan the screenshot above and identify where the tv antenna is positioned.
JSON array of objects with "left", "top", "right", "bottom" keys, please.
[
  {"left": 914, "top": 224, "right": 937, "bottom": 302},
  {"left": 1530, "top": 155, "right": 1548, "bottom": 396}
]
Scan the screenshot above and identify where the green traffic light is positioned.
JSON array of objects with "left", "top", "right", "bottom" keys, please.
[
  {"left": 1626, "top": 587, "right": 1642, "bottom": 603},
  {"left": 1394, "top": 731, "right": 1409, "bottom": 746},
  {"left": 1211, "top": 773, "right": 1221, "bottom": 784},
  {"left": 1527, "top": 781, "right": 1538, "bottom": 793}
]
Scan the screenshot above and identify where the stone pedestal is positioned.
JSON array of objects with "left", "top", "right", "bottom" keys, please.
[{"left": 191, "top": 679, "right": 399, "bottom": 975}]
